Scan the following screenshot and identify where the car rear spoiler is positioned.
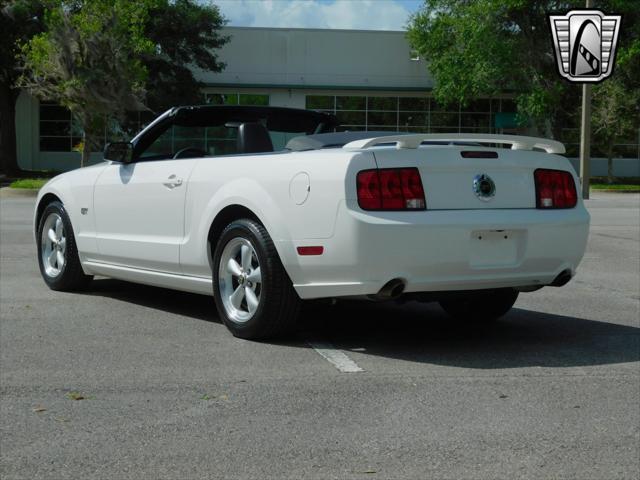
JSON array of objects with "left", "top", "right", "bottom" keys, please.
[{"left": 342, "top": 134, "right": 566, "bottom": 154}]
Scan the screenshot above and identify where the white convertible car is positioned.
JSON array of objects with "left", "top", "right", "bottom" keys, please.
[{"left": 35, "top": 105, "right": 590, "bottom": 338}]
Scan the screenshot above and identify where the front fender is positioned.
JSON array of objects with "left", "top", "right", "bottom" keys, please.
[
  {"left": 34, "top": 176, "right": 74, "bottom": 237},
  {"left": 34, "top": 163, "right": 108, "bottom": 256}
]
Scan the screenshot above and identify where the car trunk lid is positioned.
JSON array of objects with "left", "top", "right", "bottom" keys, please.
[{"left": 370, "top": 146, "right": 568, "bottom": 210}]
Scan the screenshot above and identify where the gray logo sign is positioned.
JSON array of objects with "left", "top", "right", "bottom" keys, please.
[
  {"left": 549, "top": 9, "right": 621, "bottom": 83},
  {"left": 473, "top": 174, "right": 495, "bottom": 201}
]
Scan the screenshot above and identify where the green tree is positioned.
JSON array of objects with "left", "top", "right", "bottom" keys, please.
[
  {"left": 407, "top": 0, "right": 586, "bottom": 138},
  {"left": 408, "top": 0, "right": 640, "bottom": 142},
  {"left": 143, "top": 0, "right": 228, "bottom": 113},
  {"left": 591, "top": 3, "right": 640, "bottom": 183},
  {"left": 592, "top": 79, "right": 639, "bottom": 183},
  {"left": 4, "top": 0, "right": 228, "bottom": 171},
  {"left": 18, "top": 0, "right": 154, "bottom": 167},
  {"left": 0, "top": 0, "right": 45, "bottom": 175}
]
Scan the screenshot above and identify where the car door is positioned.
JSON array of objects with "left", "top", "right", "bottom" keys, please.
[{"left": 93, "top": 122, "right": 202, "bottom": 274}]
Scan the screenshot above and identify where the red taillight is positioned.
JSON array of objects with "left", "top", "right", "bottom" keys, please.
[
  {"left": 357, "top": 167, "right": 426, "bottom": 211},
  {"left": 379, "top": 169, "right": 404, "bottom": 209},
  {"left": 400, "top": 168, "right": 426, "bottom": 209},
  {"left": 356, "top": 170, "right": 382, "bottom": 210},
  {"left": 534, "top": 169, "right": 577, "bottom": 209}
]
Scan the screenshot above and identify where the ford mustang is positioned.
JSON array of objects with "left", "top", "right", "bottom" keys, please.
[{"left": 34, "top": 105, "right": 590, "bottom": 339}]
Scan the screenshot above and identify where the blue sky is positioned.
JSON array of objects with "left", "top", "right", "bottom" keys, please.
[{"left": 215, "top": 0, "right": 424, "bottom": 31}]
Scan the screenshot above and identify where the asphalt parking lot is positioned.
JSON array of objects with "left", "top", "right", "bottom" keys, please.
[{"left": 1, "top": 192, "right": 638, "bottom": 479}]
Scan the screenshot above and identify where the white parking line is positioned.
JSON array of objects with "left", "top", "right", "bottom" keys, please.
[{"left": 308, "top": 342, "right": 364, "bottom": 373}]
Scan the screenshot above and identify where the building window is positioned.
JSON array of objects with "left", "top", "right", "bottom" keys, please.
[
  {"left": 205, "top": 93, "right": 269, "bottom": 106},
  {"left": 39, "top": 101, "right": 82, "bottom": 152},
  {"left": 410, "top": 49, "right": 420, "bottom": 61},
  {"left": 306, "top": 95, "right": 640, "bottom": 158},
  {"left": 334, "top": 96, "right": 367, "bottom": 130},
  {"left": 305, "top": 95, "right": 513, "bottom": 133},
  {"left": 306, "top": 95, "right": 334, "bottom": 110},
  {"left": 399, "top": 97, "right": 430, "bottom": 132},
  {"left": 39, "top": 102, "right": 155, "bottom": 153},
  {"left": 118, "top": 111, "right": 156, "bottom": 140},
  {"left": 306, "top": 95, "right": 532, "bottom": 133}
]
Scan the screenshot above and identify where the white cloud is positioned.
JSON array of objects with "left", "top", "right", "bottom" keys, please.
[{"left": 215, "top": 0, "right": 413, "bottom": 31}]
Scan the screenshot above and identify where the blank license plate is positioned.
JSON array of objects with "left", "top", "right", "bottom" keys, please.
[{"left": 469, "top": 230, "right": 523, "bottom": 268}]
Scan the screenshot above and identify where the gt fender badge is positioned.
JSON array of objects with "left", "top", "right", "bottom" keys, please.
[{"left": 549, "top": 9, "right": 621, "bottom": 83}]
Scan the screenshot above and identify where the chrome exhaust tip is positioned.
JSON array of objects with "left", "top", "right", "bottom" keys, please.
[
  {"left": 370, "top": 278, "right": 406, "bottom": 301},
  {"left": 550, "top": 269, "right": 573, "bottom": 287}
]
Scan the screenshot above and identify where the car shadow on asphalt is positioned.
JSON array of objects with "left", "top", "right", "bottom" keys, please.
[
  {"left": 87, "top": 278, "right": 639, "bottom": 370},
  {"left": 88, "top": 278, "right": 218, "bottom": 322},
  {"left": 300, "top": 300, "right": 640, "bottom": 370}
]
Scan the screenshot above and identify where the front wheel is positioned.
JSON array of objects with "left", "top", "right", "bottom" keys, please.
[
  {"left": 212, "top": 218, "right": 301, "bottom": 339},
  {"left": 37, "top": 201, "right": 92, "bottom": 291},
  {"left": 439, "top": 288, "right": 519, "bottom": 322}
]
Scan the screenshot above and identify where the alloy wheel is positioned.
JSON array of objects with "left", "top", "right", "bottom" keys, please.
[
  {"left": 218, "top": 237, "right": 262, "bottom": 323},
  {"left": 40, "top": 213, "right": 66, "bottom": 278}
]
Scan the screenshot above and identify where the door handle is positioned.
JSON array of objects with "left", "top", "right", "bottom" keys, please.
[{"left": 163, "top": 174, "right": 183, "bottom": 189}]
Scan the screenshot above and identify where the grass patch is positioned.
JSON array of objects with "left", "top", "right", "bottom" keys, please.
[
  {"left": 589, "top": 177, "right": 640, "bottom": 191},
  {"left": 9, "top": 178, "right": 48, "bottom": 190},
  {"left": 591, "top": 183, "right": 640, "bottom": 191}
]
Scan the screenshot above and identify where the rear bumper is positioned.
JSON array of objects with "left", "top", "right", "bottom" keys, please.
[{"left": 283, "top": 200, "right": 590, "bottom": 299}]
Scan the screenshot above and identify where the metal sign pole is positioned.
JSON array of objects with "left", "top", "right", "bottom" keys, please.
[
  {"left": 580, "top": 82, "right": 592, "bottom": 199},
  {"left": 579, "top": 0, "right": 594, "bottom": 199}
]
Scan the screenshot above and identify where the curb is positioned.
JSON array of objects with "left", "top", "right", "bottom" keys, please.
[{"left": 0, "top": 187, "right": 39, "bottom": 198}]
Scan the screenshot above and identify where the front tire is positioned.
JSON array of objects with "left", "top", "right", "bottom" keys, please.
[
  {"left": 212, "top": 218, "right": 301, "bottom": 339},
  {"left": 37, "top": 201, "right": 92, "bottom": 291},
  {"left": 439, "top": 288, "right": 519, "bottom": 322}
]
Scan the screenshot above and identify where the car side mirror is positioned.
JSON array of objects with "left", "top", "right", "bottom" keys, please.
[{"left": 104, "top": 142, "right": 133, "bottom": 163}]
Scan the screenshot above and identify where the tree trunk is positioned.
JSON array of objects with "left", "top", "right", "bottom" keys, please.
[
  {"left": 607, "top": 141, "right": 614, "bottom": 184},
  {"left": 0, "top": 82, "right": 19, "bottom": 176},
  {"left": 81, "top": 131, "right": 90, "bottom": 168}
]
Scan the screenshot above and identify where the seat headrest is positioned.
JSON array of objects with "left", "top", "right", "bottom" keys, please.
[{"left": 236, "top": 122, "right": 274, "bottom": 154}]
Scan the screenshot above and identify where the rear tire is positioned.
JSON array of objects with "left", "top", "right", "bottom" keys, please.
[
  {"left": 439, "top": 288, "right": 518, "bottom": 322},
  {"left": 212, "top": 218, "right": 301, "bottom": 339},
  {"left": 37, "top": 201, "right": 93, "bottom": 291}
]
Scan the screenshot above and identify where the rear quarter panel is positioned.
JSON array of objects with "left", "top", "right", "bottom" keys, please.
[{"left": 179, "top": 149, "right": 376, "bottom": 279}]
